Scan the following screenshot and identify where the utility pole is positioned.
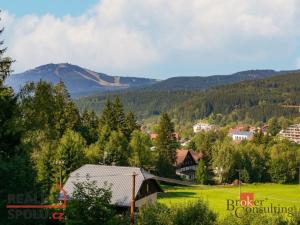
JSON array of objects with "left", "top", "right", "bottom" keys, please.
[{"left": 130, "top": 172, "right": 137, "bottom": 225}]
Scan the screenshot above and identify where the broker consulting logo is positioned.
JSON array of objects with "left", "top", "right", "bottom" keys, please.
[
  {"left": 226, "top": 192, "right": 297, "bottom": 218},
  {"left": 6, "top": 184, "right": 67, "bottom": 221}
]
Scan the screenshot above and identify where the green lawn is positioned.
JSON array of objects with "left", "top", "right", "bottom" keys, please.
[{"left": 158, "top": 184, "right": 300, "bottom": 218}]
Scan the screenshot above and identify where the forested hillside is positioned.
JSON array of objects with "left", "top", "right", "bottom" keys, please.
[
  {"left": 76, "top": 72, "right": 300, "bottom": 125},
  {"left": 140, "top": 69, "right": 279, "bottom": 91},
  {"left": 171, "top": 72, "right": 300, "bottom": 125},
  {"left": 76, "top": 91, "right": 199, "bottom": 119}
]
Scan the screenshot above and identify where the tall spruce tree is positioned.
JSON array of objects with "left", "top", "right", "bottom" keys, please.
[
  {"left": 112, "top": 96, "right": 126, "bottom": 132},
  {"left": 80, "top": 109, "right": 99, "bottom": 144},
  {"left": 0, "top": 22, "right": 40, "bottom": 224},
  {"left": 155, "top": 112, "right": 178, "bottom": 177},
  {"left": 125, "top": 111, "right": 140, "bottom": 138},
  {"left": 99, "top": 99, "right": 114, "bottom": 130}
]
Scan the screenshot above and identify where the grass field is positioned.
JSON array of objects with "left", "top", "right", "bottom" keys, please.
[{"left": 158, "top": 184, "right": 300, "bottom": 218}]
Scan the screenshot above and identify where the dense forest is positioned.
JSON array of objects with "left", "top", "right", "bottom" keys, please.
[{"left": 76, "top": 72, "right": 300, "bottom": 127}]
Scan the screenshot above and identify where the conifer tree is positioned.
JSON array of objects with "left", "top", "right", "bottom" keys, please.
[
  {"left": 128, "top": 130, "right": 152, "bottom": 167},
  {"left": 195, "top": 160, "right": 209, "bottom": 184},
  {"left": 155, "top": 112, "right": 178, "bottom": 177},
  {"left": 80, "top": 109, "right": 99, "bottom": 144},
  {"left": 0, "top": 21, "right": 38, "bottom": 224},
  {"left": 125, "top": 111, "right": 140, "bottom": 138},
  {"left": 112, "top": 96, "right": 126, "bottom": 132},
  {"left": 104, "top": 130, "right": 129, "bottom": 166},
  {"left": 99, "top": 99, "right": 115, "bottom": 130}
]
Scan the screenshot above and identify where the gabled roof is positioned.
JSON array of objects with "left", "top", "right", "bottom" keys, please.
[
  {"left": 176, "top": 149, "right": 189, "bottom": 166},
  {"left": 190, "top": 151, "right": 203, "bottom": 162},
  {"left": 176, "top": 149, "right": 203, "bottom": 166},
  {"left": 61, "top": 165, "right": 162, "bottom": 207}
]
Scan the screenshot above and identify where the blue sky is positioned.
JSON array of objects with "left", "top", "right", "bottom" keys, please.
[
  {"left": 1, "top": 0, "right": 300, "bottom": 79},
  {"left": 0, "top": 0, "right": 98, "bottom": 17}
]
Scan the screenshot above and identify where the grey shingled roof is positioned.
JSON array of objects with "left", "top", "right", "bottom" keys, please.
[{"left": 61, "top": 164, "right": 157, "bottom": 207}]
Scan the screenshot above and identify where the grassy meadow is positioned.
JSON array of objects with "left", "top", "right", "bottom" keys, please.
[{"left": 158, "top": 184, "right": 300, "bottom": 219}]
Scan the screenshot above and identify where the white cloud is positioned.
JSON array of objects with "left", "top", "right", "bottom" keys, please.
[
  {"left": 296, "top": 58, "right": 300, "bottom": 68},
  {"left": 1, "top": 0, "right": 300, "bottom": 75}
]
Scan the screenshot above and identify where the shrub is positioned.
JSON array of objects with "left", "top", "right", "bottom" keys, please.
[{"left": 137, "top": 200, "right": 216, "bottom": 225}]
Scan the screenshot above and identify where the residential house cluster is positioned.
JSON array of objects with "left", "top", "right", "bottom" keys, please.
[
  {"left": 193, "top": 122, "right": 217, "bottom": 133},
  {"left": 278, "top": 123, "right": 300, "bottom": 144}
]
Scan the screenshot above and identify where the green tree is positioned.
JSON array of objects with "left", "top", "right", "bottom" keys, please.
[
  {"left": 267, "top": 117, "right": 281, "bottom": 136},
  {"left": 99, "top": 99, "right": 115, "bottom": 130},
  {"left": 269, "top": 142, "right": 299, "bottom": 183},
  {"left": 20, "top": 81, "right": 57, "bottom": 137},
  {"left": 212, "top": 140, "right": 241, "bottom": 183},
  {"left": 190, "top": 130, "right": 226, "bottom": 161},
  {"left": 35, "top": 140, "right": 57, "bottom": 195},
  {"left": 80, "top": 109, "right": 99, "bottom": 144},
  {"left": 20, "top": 80, "right": 80, "bottom": 139},
  {"left": 0, "top": 24, "right": 40, "bottom": 225},
  {"left": 238, "top": 143, "right": 269, "bottom": 182},
  {"left": 53, "top": 80, "right": 80, "bottom": 136},
  {"left": 195, "top": 160, "right": 209, "bottom": 184},
  {"left": 125, "top": 111, "right": 140, "bottom": 138},
  {"left": 105, "top": 130, "right": 129, "bottom": 166},
  {"left": 112, "top": 96, "right": 127, "bottom": 133},
  {"left": 65, "top": 180, "right": 116, "bottom": 225},
  {"left": 99, "top": 97, "right": 127, "bottom": 133},
  {"left": 56, "top": 129, "right": 86, "bottom": 182},
  {"left": 155, "top": 113, "right": 178, "bottom": 177},
  {"left": 85, "top": 143, "right": 103, "bottom": 164},
  {"left": 129, "top": 130, "right": 152, "bottom": 168}
]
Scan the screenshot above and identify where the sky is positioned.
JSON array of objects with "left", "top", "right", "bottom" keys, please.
[{"left": 1, "top": 0, "right": 300, "bottom": 79}]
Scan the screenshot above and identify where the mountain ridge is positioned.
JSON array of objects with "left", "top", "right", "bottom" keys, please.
[
  {"left": 5, "top": 63, "right": 298, "bottom": 97},
  {"left": 6, "top": 63, "right": 158, "bottom": 97}
]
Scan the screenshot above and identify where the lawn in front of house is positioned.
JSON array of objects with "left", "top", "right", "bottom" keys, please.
[{"left": 158, "top": 183, "right": 300, "bottom": 218}]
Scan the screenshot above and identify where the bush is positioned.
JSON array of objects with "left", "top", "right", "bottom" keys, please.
[
  {"left": 137, "top": 203, "right": 172, "bottom": 225},
  {"left": 172, "top": 200, "right": 216, "bottom": 225},
  {"left": 137, "top": 200, "right": 216, "bottom": 225},
  {"left": 218, "top": 212, "right": 288, "bottom": 225}
]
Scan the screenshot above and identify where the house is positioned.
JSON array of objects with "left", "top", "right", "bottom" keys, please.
[
  {"left": 61, "top": 165, "right": 163, "bottom": 208},
  {"left": 175, "top": 149, "right": 203, "bottom": 181},
  {"left": 228, "top": 124, "right": 249, "bottom": 134},
  {"left": 150, "top": 132, "right": 180, "bottom": 141},
  {"left": 278, "top": 124, "right": 300, "bottom": 144},
  {"left": 230, "top": 131, "right": 253, "bottom": 141},
  {"left": 193, "top": 122, "right": 214, "bottom": 133}
]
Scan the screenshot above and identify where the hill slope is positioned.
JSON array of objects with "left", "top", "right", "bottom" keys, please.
[
  {"left": 5, "top": 63, "right": 157, "bottom": 96},
  {"left": 76, "top": 71, "right": 300, "bottom": 125},
  {"left": 6, "top": 63, "right": 290, "bottom": 97},
  {"left": 142, "top": 70, "right": 279, "bottom": 91}
]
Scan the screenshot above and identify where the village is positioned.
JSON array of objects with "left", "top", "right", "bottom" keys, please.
[
  {"left": 2, "top": 1, "right": 300, "bottom": 224},
  {"left": 60, "top": 118, "right": 300, "bottom": 223}
]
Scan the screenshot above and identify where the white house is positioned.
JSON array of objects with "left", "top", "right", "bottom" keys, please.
[
  {"left": 193, "top": 123, "right": 214, "bottom": 133},
  {"left": 61, "top": 165, "right": 163, "bottom": 208},
  {"left": 231, "top": 131, "right": 253, "bottom": 141}
]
